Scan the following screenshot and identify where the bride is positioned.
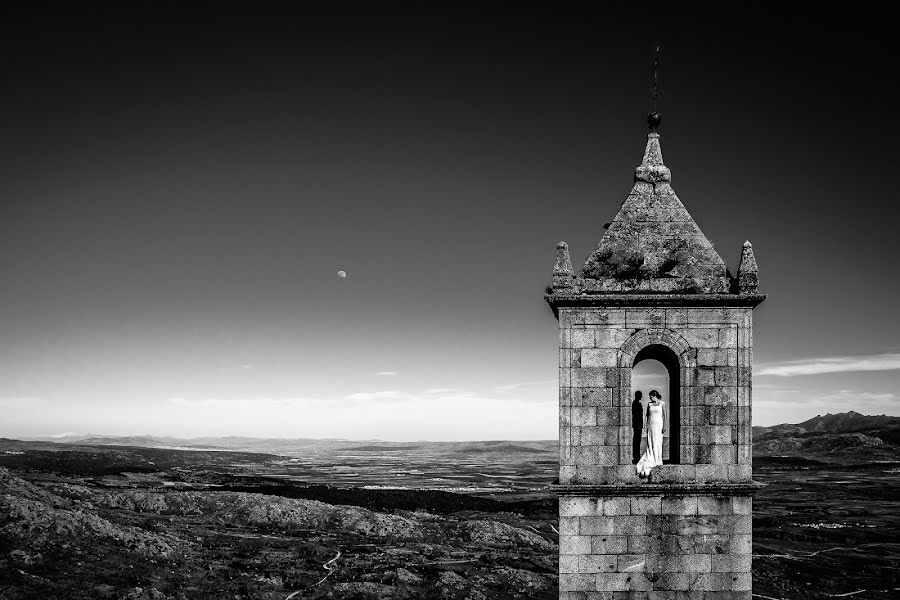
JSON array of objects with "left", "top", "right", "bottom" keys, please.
[{"left": 636, "top": 389, "right": 666, "bottom": 477}]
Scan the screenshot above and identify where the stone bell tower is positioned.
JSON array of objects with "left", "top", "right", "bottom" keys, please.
[{"left": 547, "top": 130, "right": 765, "bottom": 599}]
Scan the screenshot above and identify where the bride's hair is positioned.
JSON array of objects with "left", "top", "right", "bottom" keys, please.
[{"left": 649, "top": 389, "right": 661, "bottom": 400}]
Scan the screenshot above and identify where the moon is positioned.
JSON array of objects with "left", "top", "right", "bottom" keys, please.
[{"left": 337, "top": 270, "right": 347, "bottom": 279}]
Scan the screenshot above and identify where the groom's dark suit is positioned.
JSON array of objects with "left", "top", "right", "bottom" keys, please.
[{"left": 631, "top": 392, "right": 644, "bottom": 464}]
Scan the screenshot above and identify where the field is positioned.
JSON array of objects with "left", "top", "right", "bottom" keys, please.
[{"left": 1, "top": 439, "right": 898, "bottom": 599}]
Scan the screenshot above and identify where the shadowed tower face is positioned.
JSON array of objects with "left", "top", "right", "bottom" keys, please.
[{"left": 547, "top": 131, "right": 765, "bottom": 599}]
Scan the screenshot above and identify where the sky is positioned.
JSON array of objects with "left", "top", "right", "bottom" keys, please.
[{"left": 1, "top": 2, "right": 898, "bottom": 440}]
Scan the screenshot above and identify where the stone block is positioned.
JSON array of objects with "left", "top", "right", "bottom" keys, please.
[
  {"left": 560, "top": 516, "right": 580, "bottom": 536},
  {"left": 683, "top": 554, "right": 712, "bottom": 573},
  {"left": 686, "top": 328, "right": 720, "bottom": 348},
  {"left": 731, "top": 497, "right": 752, "bottom": 515},
  {"left": 572, "top": 407, "right": 598, "bottom": 427},
  {"left": 560, "top": 368, "right": 572, "bottom": 387},
  {"left": 595, "top": 328, "right": 632, "bottom": 349},
  {"left": 573, "top": 366, "right": 607, "bottom": 387},
  {"left": 694, "top": 534, "right": 731, "bottom": 554},
  {"left": 696, "top": 444, "right": 712, "bottom": 464},
  {"left": 627, "top": 534, "right": 649, "bottom": 553},
  {"left": 662, "top": 495, "right": 698, "bottom": 516},
  {"left": 732, "top": 515, "right": 752, "bottom": 534},
  {"left": 560, "top": 465, "right": 576, "bottom": 484},
  {"left": 711, "top": 553, "right": 751, "bottom": 573},
  {"left": 580, "top": 554, "right": 619, "bottom": 573},
  {"left": 616, "top": 554, "right": 645, "bottom": 572},
  {"left": 584, "top": 349, "right": 621, "bottom": 368},
  {"left": 560, "top": 535, "right": 593, "bottom": 555},
  {"left": 597, "top": 445, "right": 618, "bottom": 465},
  {"left": 697, "top": 348, "right": 736, "bottom": 366},
  {"left": 581, "top": 309, "right": 626, "bottom": 325},
  {"left": 612, "top": 515, "right": 646, "bottom": 535},
  {"left": 560, "top": 553, "right": 579, "bottom": 573},
  {"left": 714, "top": 367, "right": 738, "bottom": 387},
  {"left": 731, "top": 572, "right": 752, "bottom": 591},
  {"left": 562, "top": 497, "right": 601, "bottom": 517},
  {"left": 736, "top": 386, "right": 751, "bottom": 407},
  {"left": 606, "top": 367, "right": 625, "bottom": 387},
  {"left": 711, "top": 445, "right": 735, "bottom": 463},
  {"left": 688, "top": 572, "right": 714, "bottom": 591},
  {"left": 648, "top": 533, "right": 695, "bottom": 555},
  {"left": 624, "top": 572, "right": 653, "bottom": 592},
  {"left": 729, "top": 534, "right": 752, "bottom": 554},
  {"left": 560, "top": 572, "right": 596, "bottom": 591},
  {"left": 580, "top": 387, "right": 613, "bottom": 407},
  {"left": 596, "top": 407, "right": 618, "bottom": 426},
  {"left": 698, "top": 496, "right": 733, "bottom": 515},
  {"left": 594, "top": 572, "right": 631, "bottom": 592},
  {"left": 737, "top": 442, "right": 752, "bottom": 464},
  {"left": 695, "top": 367, "right": 716, "bottom": 386},
  {"left": 591, "top": 535, "right": 627, "bottom": 554},
  {"left": 626, "top": 308, "right": 665, "bottom": 328},
  {"left": 675, "top": 515, "right": 723, "bottom": 536},
  {"left": 575, "top": 466, "right": 620, "bottom": 484},
  {"left": 728, "top": 465, "right": 752, "bottom": 482},
  {"left": 574, "top": 445, "right": 598, "bottom": 465},
  {"left": 737, "top": 366, "right": 752, "bottom": 386},
  {"left": 713, "top": 426, "right": 734, "bottom": 445},
  {"left": 570, "top": 329, "right": 597, "bottom": 349},
  {"left": 580, "top": 515, "right": 615, "bottom": 535},
  {"left": 665, "top": 308, "right": 689, "bottom": 327},
  {"left": 650, "top": 465, "right": 696, "bottom": 484},
  {"left": 695, "top": 464, "right": 729, "bottom": 483},
  {"left": 719, "top": 327, "right": 737, "bottom": 348},
  {"left": 708, "top": 404, "right": 736, "bottom": 426},
  {"left": 654, "top": 572, "right": 690, "bottom": 590},
  {"left": 602, "top": 497, "right": 631, "bottom": 516},
  {"left": 631, "top": 496, "right": 662, "bottom": 515}
]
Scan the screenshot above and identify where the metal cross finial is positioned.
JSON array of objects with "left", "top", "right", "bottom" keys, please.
[{"left": 647, "top": 44, "right": 661, "bottom": 130}]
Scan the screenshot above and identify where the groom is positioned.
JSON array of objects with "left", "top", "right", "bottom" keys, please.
[{"left": 631, "top": 391, "right": 643, "bottom": 464}]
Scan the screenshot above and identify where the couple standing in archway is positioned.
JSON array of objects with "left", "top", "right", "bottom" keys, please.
[{"left": 632, "top": 389, "right": 666, "bottom": 477}]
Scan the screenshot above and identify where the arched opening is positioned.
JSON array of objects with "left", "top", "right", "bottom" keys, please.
[{"left": 632, "top": 344, "right": 681, "bottom": 464}]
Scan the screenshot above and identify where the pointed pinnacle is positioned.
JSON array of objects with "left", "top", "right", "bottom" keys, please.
[
  {"left": 634, "top": 133, "right": 671, "bottom": 183},
  {"left": 552, "top": 241, "right": 574, "bottom": 290},
  {"left": 738, "top": 241, "right": 759, "bottom": 293}
]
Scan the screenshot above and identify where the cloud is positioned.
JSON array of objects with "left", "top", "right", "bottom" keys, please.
[
  {"left": 757, "top": 352, "right": 900, "bottom": 376},
  {"left": 425, "top": 388, "right": 455, "bottom": 394},
  {"left": 344, "top": 390, "right": 413, "bottom": 402},
  {"left": 494, "top": 380, "right": 556, "bottom": 394},
  {"left": 375, "top": 371, "right": 398, "bottom": 376}
]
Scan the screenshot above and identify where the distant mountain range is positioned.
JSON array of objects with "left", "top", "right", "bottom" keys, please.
[
  {"left": 24, "top": 411, "right": 900, "bottom": 463},
  {"left": 25, "top": 434, "right": 556, "bottom": 457},
  {"left": 753, "top": 411, "right": 900, "bottom": 461}
]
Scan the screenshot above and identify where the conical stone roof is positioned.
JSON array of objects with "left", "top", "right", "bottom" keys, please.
[{"left": 578, "top": 133, "right": 731, "bottom": 293}]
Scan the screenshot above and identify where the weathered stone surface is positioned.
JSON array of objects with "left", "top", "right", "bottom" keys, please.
[{"left": 552, "top": 131, "right": 762, "bottom": 599}]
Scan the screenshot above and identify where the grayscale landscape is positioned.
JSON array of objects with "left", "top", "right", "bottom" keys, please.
[{"left": 2, "top": 411, "right": 898, "bottom": 599}]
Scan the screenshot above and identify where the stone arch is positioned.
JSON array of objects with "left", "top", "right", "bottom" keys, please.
[{"left": 618, "top": 329, "right": 696, "bottom": 465}]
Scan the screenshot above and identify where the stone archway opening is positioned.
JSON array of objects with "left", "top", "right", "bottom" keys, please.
[{"left": 633, "top": 344, "right": 681, "bottom": 464}]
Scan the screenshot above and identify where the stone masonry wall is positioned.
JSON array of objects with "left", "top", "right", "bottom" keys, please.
[
  {"left": 559, "top": 494, "right": 752, "bottom": 599},
  {"left": 558, "top": 306, "right": 753, "bottom": 486},
  {"left": 556, "top": 305, "right": 754, "bottom": 599}
]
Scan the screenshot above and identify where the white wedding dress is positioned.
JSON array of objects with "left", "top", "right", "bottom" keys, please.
[{"left": 636, "top": 400, "right": 664, "bottom": 477}]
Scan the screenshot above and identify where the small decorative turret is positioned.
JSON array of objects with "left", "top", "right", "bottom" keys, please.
[
  {"left": 738, "top": 240, "right": 759, "bottom": 293},
  {"left": 552, "top": 241, "right": 574, "bottom": 290}
]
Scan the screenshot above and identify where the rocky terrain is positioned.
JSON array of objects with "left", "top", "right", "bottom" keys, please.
[
  {"left": 753, "top": 411, "right": 900, "bottom": 462},
  {"left": 2, "top": 412, "right": 899, "bottom": 599},
  {"left": 0, "top": 464, "right": 558, "bottom": 600}
]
